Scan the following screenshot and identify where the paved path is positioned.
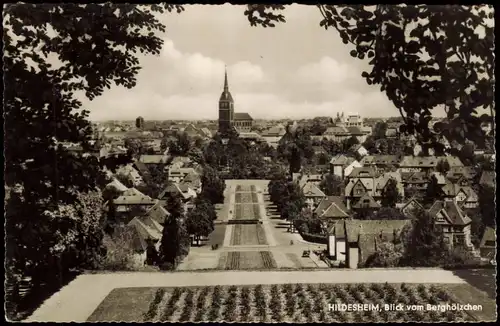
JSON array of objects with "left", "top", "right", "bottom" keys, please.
[{"left": 27, "top": 269, "right": 466, "bottom": 322}]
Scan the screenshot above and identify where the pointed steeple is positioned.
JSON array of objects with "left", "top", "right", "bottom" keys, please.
[{"left": 224, "top": 65, "right": 229, "bottom": 92}]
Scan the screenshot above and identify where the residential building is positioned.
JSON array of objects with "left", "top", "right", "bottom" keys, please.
[
  {"left": 479, "top": 227, "right": 496, "bottom": 260},
  {"left": 314, "top": 196, "right": 350, "bottom": 220},
  {"left": 399, "top": 156, "right": 439, "bottom": 173},
  {"left": 428, "top": 200, "right": 475, "bottom": 252},
  {"left": 329, "top": 219, "right": 411, "bottom": 269},
  {"left": 301, "top": 182, "right": 326, "bottom": 208},
  {"left": 261, "top": 124, "right": 286, "bottom": 148},
  {"left": 348, "top": 144, "right": 369, "bottom": 158},
  {"left": 330, "top": 155, "right": 362, "bottom": 179},
  {"left": 441, "top": 181, "right": 479, "bottom": 209},
  {"left": 344, "top": 166, "right": 379, "bottom": 209},
  {"left": 116, "top": 164, "right": 144, "bottom": 186}
]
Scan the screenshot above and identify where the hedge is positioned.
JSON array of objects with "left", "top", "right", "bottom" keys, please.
[{"left": 300, "top": 232, "right": 328, "bottom": 244}]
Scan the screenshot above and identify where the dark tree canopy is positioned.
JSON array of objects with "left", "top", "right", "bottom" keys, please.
[
  {"left": 244, "top": 5, "right": 494, "bottom": 152},
  {"left": 4, "top": 3, "right": 183, "bottom": 294},
  {"left": 380, "top": 179, "right": 401, "bottom": 208}
]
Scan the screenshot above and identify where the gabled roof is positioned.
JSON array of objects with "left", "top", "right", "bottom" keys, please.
[
  {"left": 344, "top": 219, "right": 411, "bottom": 243},
  {"left": 459, "top": 186, "right": 478, "bottom": 202},
  {"left": 113, "top": 195, "right": 156, "bottom": 205},
  {"left": 106, "top": 178, "right": 128, "bottom": 192},
  {"left": 349, "top": 166, "right": 378, "bottom": 178},
  {"left": 360, "top": 155, "right": 375, "bottom": 165},
  {"left": 428, "top": 200, "right": 472, "bottom": 226},
  {"left": 375, "top": 172, "right": 402, "bottom": 190},
  {"left": 324, "top": 126, "right": 349, "bottom": 135},
  {"left": 330, "top": 154, "right": 355, "bottom": 166},
  {"left": 400, "top": 156, "right": 438, "bottom": 168},
  {"left": 139, "top": 154, "right": 168, "bottom": 164},
  {"left": 440, "top": 156, "right": 464, "bottom": 167},
  {"left": 479, "top": 171, "right": 496, "bottom": 187},
  {"left": 145, "top": 202, "right": 170, "bottom": 224},
  {"left": 346, "top": 126, "right": 364, "bottom": 135},
  {"left": 400, "top": 171, "right": 428, "bottom": 184},
  {"left": 302, "top": 182, "right": 326, "bottom": 198},
  {"left": 234, "top": 112, "right": 253, "bottom": 121},
  {"left": 314, "top": 196, "right": 349, "bottom": 219},
  {"left": 399, "top": 197, "right": 424, "bottom": 217},
  {"left": 430, "top": 172, "right": 447, "bottom": 185},
  {"left": 479, "top": 226, "right": 496, "bottom": 248},
  {"left": 329, "top": 219, "right": 346, "bottom": 239},
  {"left": 371, "top": 155, "right": 402, "bottom": 166},
  {"left": 352, "top": 194, "right": 381, "bottom": 209},
  {"left": 126, "top": 216, "right": 163, "bottom": 252},
  {"left": 122, "top": 187, "right": 147, "bottom": 197}
]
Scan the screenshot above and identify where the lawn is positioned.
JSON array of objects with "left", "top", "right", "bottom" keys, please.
[
  {"left": 89, "top": 283, "right": 479, "bottom": 322},
  {"left": 87, "top": 287, "right": 157, "bottom": 322},
  {"left": 230, "top": 224, "right": 267, "bottom": 245},
  {"left": 218, "top": 251, "right": 278, "bottom": 270},
  {"left": 208, "top": 224, "right": 227, "bottom": 246}
]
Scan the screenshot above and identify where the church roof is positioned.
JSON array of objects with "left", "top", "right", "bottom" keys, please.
[
  {"left": 234, "top": 112, "right": 253, "bottom": 121},
  {"left": 219, "top": 90, "right": 234, "bottom": 102}
]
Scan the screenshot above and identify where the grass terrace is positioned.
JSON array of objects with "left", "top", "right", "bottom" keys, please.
[{"left": 88, "top": 283, "right": 478, "bottom": 322}]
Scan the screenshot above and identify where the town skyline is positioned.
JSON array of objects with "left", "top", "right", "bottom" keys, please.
[{"left": 81, "top": 4, "right": 450, "bottom": 121}]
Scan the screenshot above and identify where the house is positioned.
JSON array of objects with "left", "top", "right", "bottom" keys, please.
[
  {"left": 120, "top": 214, "right": 164, "bottom": 263},
  {"left": 168, "top": 167, "right": 198, "bottom": 183},
  {"left": 169, "top": 156, "right": 192, "bottom": 169},
  {"left": 348, "top": 144, "right": 369, "bottom": 158},
  {"left": 145, "top": 202, "right": 170, "bottom": 224},
  {"left": 396, "top": 197, "right": 424, "bottom": 218},
  {"left": 105, "top": 178, "right": 129, "bottom": 193},
  {"left": 446, "top": 167, "right": 475, "bottom": 184},
  {"left": 328, "top": 219, "right": 411, "bottom": 269},
  {"left": 400, "top": 171, "right": 428, "bottom": 197},
  {"left": 351, "top": 194, "right": 381, "bottom": 211},
  {"left": 373, "top": 171, "right": 405, "bottom": 200},
  {"left": 116, "top": 164, "right": 144, "bottom": 186},
  {"left": 330, "top": 155, "right": 362, "bottom": 179},
  {"left": 344, "top": 166, "right": 379, "bottom": 209},
  {"left": 301, "top": 182, "right": 326, "bottom": 208},
  {"left": 399, "top": 156, "right": 439, "bottom": 173},
  {"left": 158, "top": 183, "right": 197, "bottom": 212},
  {"left": 110, "top": 189, "right": 157, "bottom": 221},
  {"left": 314, "top": 196, "right": 350, "bottom": 220},
  {"left": 479, "top": 227, "right": 496, "bottom": 259},
  {"left": 428, "top": 200, "right": 475, "bottom": 251},
  {"left": 479, "top": 170, "right": 495, "bottom": 188},
  {"left": 294, "top": 173, "right": 323, "bottom": 188},
  {"left": 261, "top": 124, "right": 286, "bottom": 148},
  {"left": 441, "top": 181, "right": 479, "bottom": 208}
]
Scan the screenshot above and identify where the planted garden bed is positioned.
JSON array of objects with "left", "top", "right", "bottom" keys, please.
[
  {"left": 218, "top": 251, "right": 277, "bottom": 270},
  {"left": 91, "top": 284, "right": 476, "bottom": 322},
  {"left": 235, "top": 192, "right": 255, "bottom": 204},
  {"left": 231, "top": 224, "right": 268, "bottom": 246}
]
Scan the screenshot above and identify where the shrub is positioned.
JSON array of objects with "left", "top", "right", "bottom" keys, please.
[
  {"left": 98, "top": 232, "right": 143, "bottom": 271},
  {"left": 143, "top": 288, "right": 165, "bottom": 321}
]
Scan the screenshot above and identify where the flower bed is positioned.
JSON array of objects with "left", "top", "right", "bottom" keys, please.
[
  {"left": 134, "top": 284, "right": 474, "bottom": 322},
  {"left": 234, "top": 204, "right": 258, "bottom": 220},
  {"left": 218, "top": 251, "right": 277, "bottom": 270},
  {"left": 231, "top": 225, "right": 268, "bottom": 246},
  {"left": 235, "top": 192, "right": 254, "bottom": 204}
]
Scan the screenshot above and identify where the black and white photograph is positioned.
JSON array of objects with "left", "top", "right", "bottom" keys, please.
[{"left": 3, "top": 3, "right": 496, "bottom": 323}]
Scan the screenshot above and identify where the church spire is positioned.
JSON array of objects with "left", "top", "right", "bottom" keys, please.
[{"left": 224, "top": 65, "right": 229, "bottom": 92}]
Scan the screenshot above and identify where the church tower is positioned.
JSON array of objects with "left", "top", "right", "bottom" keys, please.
[{"left": 218, "top": 67, "right": 234, "bottom": 133}]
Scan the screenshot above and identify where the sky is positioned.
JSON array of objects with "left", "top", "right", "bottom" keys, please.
[{"left": 81, "top": 4, "right": 422, "bottom": 121}]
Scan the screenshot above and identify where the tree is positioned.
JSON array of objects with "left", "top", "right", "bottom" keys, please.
[
  {"left": 124, "top": 138, "right": 144, "bottom": 159},
  {"left": 373, "top": 207, "right": 408, "bottom": 220},
  {"left": 362, "top": 136, "right": 377, "bottom": 154},
  {"left": 200, "top": 165, "right": 225, "bottom": 204},
  {"left": 168, "top": 132, "right": 192, "bottom": 157},
  {"left": 365, "top": 241, "right": 404, "bottom": 267},
  {"left": 436, "top": 159, "right": 451, "bottom": 174},
  {"left": 319, "top": 173, "right": 343, "bottom": 196},
  {"left": 277, "top": 124, "right": 314, "bottom": 177},
  {"left": 372, "top": 122, "right": 388, "bottom": 140},
  {"left": 380, "top": 179, "right": 401, "bottom": 208},
  {"left": 245, "top": 5, "right": 494, "bottom": 153},
  {"left": 424, "top": 175, "right": 443, "bottom": 206},
  {"left": 400, "top": 209, "right": 448, "bottom": 267},
  {"left": 321, "top": 138, "right": 342, "bottom": 156},
  {"left": 4, "top": 4, "right": 184, "bottom": 302},
  {"left": 478, "top": 184, "right": 495, "bottom": 228},
  {"left": 159, "top": 194, "right": 184, "bottom": 269},
  {"left": 458, "top": 143, "right": 476, "bottom": 166},
  {"left": 342, "top": 136, "right": 360, "bottom": 152},
  {"left": 186, "top": 198, "right": 215, "bottom": 246}
]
